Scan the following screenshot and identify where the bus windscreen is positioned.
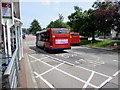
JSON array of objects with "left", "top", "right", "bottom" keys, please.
[{"left": 53, "top": 29, "right": 69, "bottom": 34}]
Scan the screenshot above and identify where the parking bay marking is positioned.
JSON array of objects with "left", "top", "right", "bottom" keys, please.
[
  {"left": 83, "top": 71, "right": 95, "bottom": 88},
  {"left": 46, "top": 54, "right": 119, "bottom": 88},
  {"left": 29, "top": 55, "right": 98, "bottom": 88},
  {"left": 34, "top": 72, "right": 55, "bottom": 89},
  {"left": 45, "top": 55, "right": 111, "bottom": 78},
  {"left": 47, "top": 51, "right": 117, "bottom": 88},
  {"left": 30, "top": 57, "right": 48, "bottom": 63},
  {"left": 30, "top": 54, "right": 118, "bottom": 88}
]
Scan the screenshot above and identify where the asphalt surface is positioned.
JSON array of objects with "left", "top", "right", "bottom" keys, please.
[{"left": 24, "top": 35, "right": 120, "bottom": 89}]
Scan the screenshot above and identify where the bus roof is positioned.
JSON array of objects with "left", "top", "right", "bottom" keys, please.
[
  {"left": 36, "top": 28, "right": 70, "bottom": 34},
  {"left": 36, "top": 30, "right": 46, "bottom": 34}
]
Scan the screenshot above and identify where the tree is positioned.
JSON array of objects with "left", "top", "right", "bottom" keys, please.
[
  {"left": 92, "top": 1, "right": 120, "bottom": 39},
  {"left": 22, "top": 28, "right": 29, "bottom": 34},
  {"left": 111, "top": 1, "right": 120, "bottom": 39},
  {"left": 29, "top": 19, "right": 42, "bottom": 35},
  {"left": 47, "top": 14, "right": 70, "bottom": 28},
  {"left": 68, "top": 6, "right": 96, "bottom": 40}
]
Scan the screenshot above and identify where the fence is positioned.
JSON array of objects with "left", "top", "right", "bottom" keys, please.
[{"left": 3, "top": 48, "right": 20, "bottom": 88}]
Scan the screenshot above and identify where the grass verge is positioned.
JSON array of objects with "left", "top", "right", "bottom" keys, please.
[{"left": 80, "top": 40, "right": 120, "bottom": 48}]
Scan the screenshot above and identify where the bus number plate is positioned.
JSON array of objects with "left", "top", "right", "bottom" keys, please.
[{"left": 55, "top": 39, "right": 68, "bottom": 44}]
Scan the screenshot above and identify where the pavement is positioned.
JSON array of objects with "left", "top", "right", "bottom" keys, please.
[
  {"left": 19, "top": 35, "right": 37, "bottom": 88},
  {"left": 18, "top": 35, "right": 120, "bottom": 89}
]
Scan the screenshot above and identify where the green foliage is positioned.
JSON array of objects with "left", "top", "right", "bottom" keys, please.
[
  {"left": 47, "top": 14, "right": 70, "bottom": 28},
  {"left": 29, "top": 19, "right": 42, "bottom": 35},
  {"left": 93, "top": 1, "right": 120, "bottom": 39},
  {"left": 81, "top": 40, "right": 120, "bottom": 48},
  {"left": 68, "top": 6, "right": 96, "bottom": 40},
  {"left": 80, "top": 40, "right": 99, "bottom": 45}
]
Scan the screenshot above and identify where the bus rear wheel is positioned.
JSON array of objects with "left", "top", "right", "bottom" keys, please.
[{"left": 43, "top": 46, "right": 46, "bottom": 51}]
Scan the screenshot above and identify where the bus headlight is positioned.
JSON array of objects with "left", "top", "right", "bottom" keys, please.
[{"left": 52, "top": 35, "right": 56, "bottom": 38}]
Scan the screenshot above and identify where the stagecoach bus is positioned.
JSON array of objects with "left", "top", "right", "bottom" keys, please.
[
  {"left": 70, "top": 32, "right": 80, "bottom": 45},
  {"left": 36, "top": 28, "right": 71, "bottom": 51}
]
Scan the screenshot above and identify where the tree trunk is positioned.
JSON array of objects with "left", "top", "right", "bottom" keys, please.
[
  {"left": 104, "top": 33, "right": 106, "bottom": 39},
  {"left": 116, "top": 32, "right": 119, "bottom": 40},
  {"left": 92, "top": 31, "right": 95, "bottom": 41}
]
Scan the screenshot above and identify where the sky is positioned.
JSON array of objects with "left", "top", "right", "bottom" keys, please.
[{"left": 20, "top": 1, "right": 94, "bottom": 28}]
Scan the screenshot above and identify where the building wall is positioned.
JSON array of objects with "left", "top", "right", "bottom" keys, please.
[
  {"left": 111, "top": 29, "right": 120, "bottom": 39},
  {"left": 1, "top": 0, "right": 23, "bottom": 58}
]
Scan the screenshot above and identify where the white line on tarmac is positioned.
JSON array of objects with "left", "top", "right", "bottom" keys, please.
[
  {"left": 113, "top": 60, "right": 120, "bottom": 62},
  {"left": 34, "top": 72, "right": 55, "bottom": 89},
  {"left": 29, "top": 55, "right": 53, "bottom": 67},
  {"left": 98, "top": 70, "right": 120, "bottom": 88},
  {"left": 73, "top": 52, "right": 105, "bottom": 65},
  {"left": 45, "top": 55, "right": 111, "bottom": 78},
  {"left": 55, "top": 66, "right": 98, "bottom": 88},
  {"left": 29, "top": 55, "right": 98, "bottom": 88},
  {"left": 113, "top": 70, "right": 120, "bottom": 77},
  {"left": 98, "top": 77, "right": 113, "bottom": 88},
  {"left": 45, "top": 55, "right": 74, "bottom": 66},
  {"left": 40, "top": 63, "right": 64, "bottom": 76},
  {"left": 26, "top": 54, "right": 38, "bottom": 88},
  {"left": 83, "top": 71, "right": 95, "bottom": 88},
  {"left": 78, "top": 59, "right": 104, "bottom": 66},
  {"left": 30, "top": 57, "right": 48, "bottom": 63}
]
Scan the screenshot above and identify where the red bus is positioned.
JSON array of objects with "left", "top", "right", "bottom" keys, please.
[
  {"left": 70, "top": 32, "right": 80, "bottom": 45},
  {"left": 36, "top": 28, "right": 71, "bottom": 51}
]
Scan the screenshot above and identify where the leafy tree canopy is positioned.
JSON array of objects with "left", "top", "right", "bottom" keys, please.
[
  {"left": 47, "top": 14, "right": 70, "bottom": 28},
  {"left": 93, "top": 0, "right": 120, "bottom": 39},
  {"left": 28, "top": 19, "right": 42, "bottom": 35},
  {"left": 68, "top": 6, "right": 96, "bottom": 40}
]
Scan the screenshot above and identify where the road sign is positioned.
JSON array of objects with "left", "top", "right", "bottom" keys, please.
[{"left": 2, "top": 3, "right": 12, "bottom": 19}]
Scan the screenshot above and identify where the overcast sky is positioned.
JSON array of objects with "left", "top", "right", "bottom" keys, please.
[{"left": 20, "top": 1, "right": 94, "bottom": 28}]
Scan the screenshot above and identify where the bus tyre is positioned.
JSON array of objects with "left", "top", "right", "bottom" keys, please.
[{"left": 43, "top": 46, "right": 46, "bottom": 51}]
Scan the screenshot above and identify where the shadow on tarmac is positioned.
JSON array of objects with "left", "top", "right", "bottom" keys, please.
[{"left": 29, "top": 46, "right": 68, "bottom": 54}]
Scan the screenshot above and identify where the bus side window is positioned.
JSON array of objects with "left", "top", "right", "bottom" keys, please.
[
  {"left": 40, "top": 34, "right": 44, "bottom": 41},
  {"left": 38, "top": 35, "right": 41, "bottom": 41},
  {"left": 46, "top": 32, "right": 50, "bottom": 42}
]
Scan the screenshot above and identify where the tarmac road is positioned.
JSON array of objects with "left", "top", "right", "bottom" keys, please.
[{"left": 24, "top": 35, "right": 120, "bottom": 89}]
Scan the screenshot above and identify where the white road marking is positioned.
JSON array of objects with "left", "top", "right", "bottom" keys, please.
[
  {"left": 98, "top": 77, "right": 113, "bottom": 88},
  {"left": 55, "top": 53, "right": 77, "bottom": 58},
  {"left": 99, "top": 70, "right": 120, "bottom": 88},
  {"left": 40, "top": 63, "right": 64, "bottom": 76},
  {"left": 113, "top": 60, "right": 119, "bottom": 62},
  {"left": 113, "top": 70, "right": 120, "bottom": 77},
  {"left": 83, "top": 71, "right": 95, "bottom": 88},
  {"left": 98, "top": 70, "right": 120, "bottom": 88},
  {"left": 26, "top": 54, "right": 38, "bottom": 88},
  {"left": 31, "top": 60, "right": 38, "bottom": 63},
  {"left": 34, "top": 72, "right": 55, "bottom": 89},
  {"left": 30, "top": 57, "right": 48, "bottom": 63},
  {"left": 73, "top": 52, "right": 105, "bottom": 65},
  {"left": 55, "top": 66, "right": 98, "bottom": 88},
  {"left": 46, "top": 55, "right": 111, "bottom": 78},
  {"left": 30, "top": 54, "right": 118, "bottom": 88},
  {"left": 78, "top": 59, "right": 101, "bottom": 66},
  {"left": 29, "top": 55, "right": 54, "bottom": 67},
  {"left": 29, "top": 55, "right": 98, "bottom": 88},
  {"left": 46, "top": 55, "right": 74, "bottom": 66}
]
